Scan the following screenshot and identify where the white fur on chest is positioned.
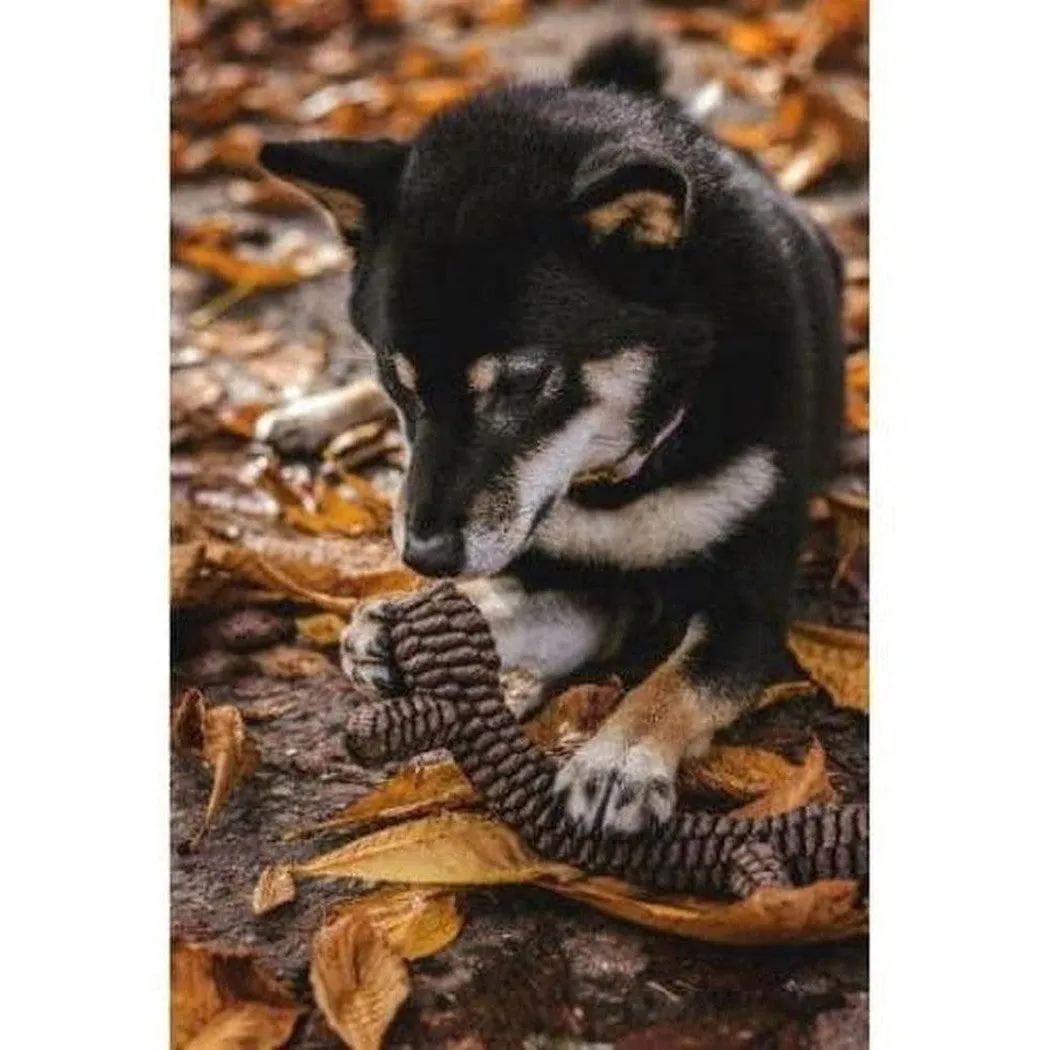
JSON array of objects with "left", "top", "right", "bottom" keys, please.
[{"left": 532, "top": 445, "right": 778, "bottom": 569}]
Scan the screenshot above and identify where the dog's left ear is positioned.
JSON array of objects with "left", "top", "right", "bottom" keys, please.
[
  {"left": 571, "top": 145, "right": 692, "bottom": 248},
  {"left": 258, "top": 138, "right": 407, "bottom": 241}
]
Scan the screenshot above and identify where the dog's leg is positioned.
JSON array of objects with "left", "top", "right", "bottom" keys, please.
[
  {"left": 342, "top": 576, "right": 630, "bottom": 717},
  {"left": 255, "top": 378, "right": 394, "bottom": 457},
  {"left": 553, "top": 609, "right": 782, "bottom": 835}
]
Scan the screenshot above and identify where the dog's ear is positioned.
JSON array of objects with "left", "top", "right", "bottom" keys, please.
[
  {"left": 258, "top": 138, "right": 407, "bottom": 242},
  {"left": 571, "top": 145, "right": 691, "bottom": 248}
]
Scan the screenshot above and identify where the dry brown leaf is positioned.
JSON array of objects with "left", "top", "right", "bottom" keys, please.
[
  {"left": 297, "top": 612, "right": 347, "bottom": 647},
  {"left": 295, "top": 810, "right": 576, "bottom": 886},
  {"left": 681, "top": 745, "right": 801, "bottom": 801},
  {"left": 171, "top": 939, "right": 302, "bottom": 1050},
  {"left": 259, "top": 466, "right": 391, "bottom": 540},
  {"left": 311, "top": 915, "right": 410, "bottom": 1050},
  {"left": 789, "top": 621, "right": 869, "bottom": 711},
  {"left": 758, "top": 679, "right": 819, "bottom": 707},
  {"left": 546, "top": 876, "right": 865, "bottom": 946},
  {"left": 522, "top": 679, "right": 624, "bottom": 748},
  {"left": 730, "top": 742, "right": 836, "bottom": 817},
  {"left": 173, "top": 690, "right": 261, "bottom": 845},
  {"left": 330, "top": 886, "right": 463, "bottom": 961},
  {"left": 253, "top": 865, "right": 297, "bottom": 916},
  {"left": 290, "top": 760, "right": 476, "bottom": 840}
]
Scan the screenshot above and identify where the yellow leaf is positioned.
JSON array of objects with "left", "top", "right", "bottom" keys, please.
[
  {"left": 730, "top": 742, "right": 836, "bottom": 818},
  {"left": 289, "top": 761, "right": 476, "bottom": 840},
  {"left": 295, "top": 811, "right": 575, "bottom": 886},
  {"left": 545, "top": 876, "right": 865, "bottom": 946},
  {"left": 171, "top": 940, "right": 301, "bottom": 1050},
  {"left": 252, "top": 865, "right": 296, "bottom": 916},
  {"left": 682, "top": 745, "right": 802, "bottom": 801},
  {"left": 789, "top": 621, "right": 869, "bottom": 711},
  {"left": 330, "top": 887, "right": 463, "bottom": 961},
  {"left": 311, "top": 915, "right": 410, "bottom": 1050}
]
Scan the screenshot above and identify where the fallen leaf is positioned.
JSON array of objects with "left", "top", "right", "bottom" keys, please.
[
  {"left": 197, "top": 539, "right": 423, "bottom": 615},
  {"left": 311, "top": 914, "right": 410, "bottom": 1050},
  {"left": 825, "top": 484, "right": 869, "bottom": 587},
  {"left": 330, "top": 886, "right": 463, "bottom": 960},
  {"left": 173, "top": 240, "right": 304, "bottom": 290},
  {"left": 546, "top": 876, "right": 865, "bottom": 946},
  {"left": 788, "top": 622, "right": 869, "bottom": 710},
  {"left": 295, "top": 810, "right": 576, "bottom": 886},
  {"left": 253, "top": 865, "right": 297, "bottom": 916},
  {"left": 730, "top": 742, "right": 836, "bottom": 817},
  {"left": 289, "top": 760, "right": 477, "bottom": 840},
  {"left": 681, "top": 745, "right": 803, "bottom": 802},
  {"left": 522, "top": 680, "right": 624, "bottom": 748},
  {"left": 171, "top": 939, "right": 301, "bottom": 1050},
  {"left": 173, "top": 690, "right": 261, "bottom": 846},
  {"left": 298, "top": 612, "right": 347, "bottom": 647}
]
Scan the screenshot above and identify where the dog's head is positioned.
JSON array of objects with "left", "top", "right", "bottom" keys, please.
[{"left": 261, "top": 89, "right": 708, "bottom": 576}]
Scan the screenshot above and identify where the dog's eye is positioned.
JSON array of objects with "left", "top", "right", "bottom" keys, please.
[{"left": 495, "top": 364, "right": 562, "bottom": 404}]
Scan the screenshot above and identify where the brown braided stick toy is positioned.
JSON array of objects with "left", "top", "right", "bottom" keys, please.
[{"left": 344, "top": 582, "right": 869, "bottom": 899}]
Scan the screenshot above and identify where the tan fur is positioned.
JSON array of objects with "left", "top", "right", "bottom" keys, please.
[
  {"left": 467, "top": 355, "right": 498, "bottom": 394},
  {"left": 583, "top": 190, "right": 683, "bottom": 246}
]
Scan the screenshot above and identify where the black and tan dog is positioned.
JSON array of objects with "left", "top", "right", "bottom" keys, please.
[{"left": 258, "top": 35, "right": 844, "bottom": 837}]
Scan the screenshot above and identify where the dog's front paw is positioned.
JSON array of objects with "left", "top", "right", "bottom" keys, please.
[
  {"left": 255, "top": 393, "right": 344, "bottom": 457},
  {"left": 553, "top": 738, "right": 676, "bottom": 836},
  {"left": 339, "top": 598, "right": 401, "bottom": 698}
]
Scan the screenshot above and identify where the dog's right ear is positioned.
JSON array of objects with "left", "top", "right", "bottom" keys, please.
[{"left": 258, "top": 139, "right": 407, "bottom": 242}]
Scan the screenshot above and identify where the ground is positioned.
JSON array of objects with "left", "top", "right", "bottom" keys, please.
[{"left": 171, "top": 3, "right": 869, "bottom": 1047}]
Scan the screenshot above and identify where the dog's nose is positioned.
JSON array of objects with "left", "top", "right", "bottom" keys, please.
[{"left": 402, "top": 529, "right": 463, "bottom": 577}]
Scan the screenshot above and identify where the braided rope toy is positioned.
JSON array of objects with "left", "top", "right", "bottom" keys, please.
[{"left": 344, "top": 583, "right": 868, "bottom": 899}]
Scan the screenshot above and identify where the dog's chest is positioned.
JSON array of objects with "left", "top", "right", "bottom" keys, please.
[{"left": 532, "top": 445, "right": 778, "bottom": 570}]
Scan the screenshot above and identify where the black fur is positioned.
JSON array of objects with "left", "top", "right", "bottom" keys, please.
[{"left": 261, "top": 35, "right": 844, "bottom": 704}]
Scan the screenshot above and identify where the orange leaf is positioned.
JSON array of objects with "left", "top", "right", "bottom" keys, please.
[
  {"left": 173, "top": 241, "right": 304, "bottom": 290},
  {"left": 789, "top": 622, "right": 869, "bottom": 711},
  {"left": 682, "top": 745, "right": 803, "bottom": 801},
  {"left": 730, "top": 742, "right": 836, "bottom": 818},
  {"left": 310, "top": 915, "right": 410, "bottom": 1050},
  {"left": 171, "top": 940, "right": 301, "bottom": 1050},
  {"left": 844, "top": 350, "right": 869, "bottom": 431}
]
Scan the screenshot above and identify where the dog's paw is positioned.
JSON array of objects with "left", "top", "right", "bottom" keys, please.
[
  {"left": 553, "top": 738, "right": 676, "bottom": 836},
  {"left": 255, "top": 393, "right": 345, "bottom": 457},
  {"left": 339, "top": 598, "right": 401, "bottom": 698}
]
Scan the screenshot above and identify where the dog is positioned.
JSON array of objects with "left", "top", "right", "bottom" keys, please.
[{"left": 258, "top": 34, "right": 845, "bottom": 837}]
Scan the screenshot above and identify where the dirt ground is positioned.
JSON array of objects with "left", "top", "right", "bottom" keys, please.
[{"left": 171, "top": 3, "right": 869, "bottom": 1047}]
